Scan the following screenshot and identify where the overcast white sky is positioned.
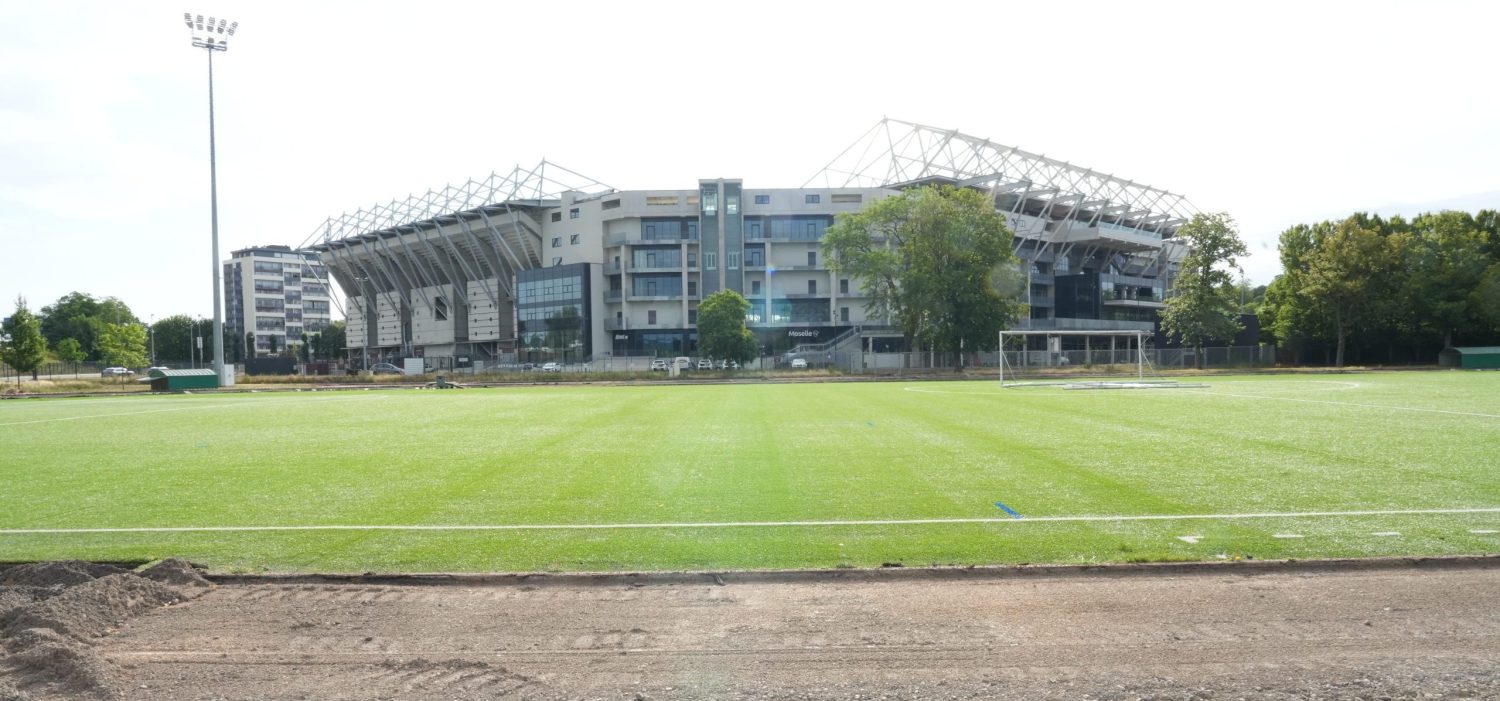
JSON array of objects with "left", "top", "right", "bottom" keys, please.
[{"left": 2, "top": 0, "right": 1497, "bottom": 322}]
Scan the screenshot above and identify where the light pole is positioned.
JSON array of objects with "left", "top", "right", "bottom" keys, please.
[{"left": 183, "top": 12, "right": 238, "bottom": 386}]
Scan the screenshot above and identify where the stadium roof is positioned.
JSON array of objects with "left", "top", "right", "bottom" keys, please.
[{"left": 805, "top": 118, "right": 1197, "bottom": 234}]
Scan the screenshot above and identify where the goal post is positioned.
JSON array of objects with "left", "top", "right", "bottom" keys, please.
[{"left": 997, "top": 329, "right": 1149, "bottom": 386}]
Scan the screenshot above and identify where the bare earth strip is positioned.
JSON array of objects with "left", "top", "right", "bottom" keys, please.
[{"left": 87, "top": 560, "right": 1500, "bottom": 700}]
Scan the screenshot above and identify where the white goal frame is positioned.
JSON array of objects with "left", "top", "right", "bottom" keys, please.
[{"left": 997, "top": 329, "right": 1150, "bottom": 385}]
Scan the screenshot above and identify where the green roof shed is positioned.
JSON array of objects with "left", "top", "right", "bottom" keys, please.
[
  {"left": 139, "top": 368, "right": 220, "bottom": 391},
  {"left": 1438, "top": 347, "right": 1500, "bottom": 369}
]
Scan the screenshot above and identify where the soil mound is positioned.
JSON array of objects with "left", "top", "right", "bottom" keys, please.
[
  {"left": 138, "top": 559, "right": 212, "bottom": 589},
  {"left": 2, "top": 627, "right": 115, "bottom": 698},
  {"left": 1, "top": 562, "right": 125, "bottom": 588},
  {"left": 0, "top": 562, "right": 213, "bottom": 699},
  {"left": 3, "top": 574, "right": 181, "bottom": 641}
]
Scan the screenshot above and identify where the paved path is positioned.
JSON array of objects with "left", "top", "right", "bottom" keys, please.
[{"left": 98, "top": 562, "right": 1500, "bottom": 700}]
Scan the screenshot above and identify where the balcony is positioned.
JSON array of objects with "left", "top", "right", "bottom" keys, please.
[
  {"left": 604, "top": 319, "right": 627, "bottom": 331},
  {"left": 630, "top": 264, "right": 683, "bottom": 273},
  {"left": 606, "top": 233, "right": 701, "bottom": 247},
  {"left": 1016, "top": 318, "right": 1155, "bottom": 332},
  {"left": 627, "top": 294, "right": 685, "bottom": 302},
  {"left": 779, "top": 292, "right": 828, "bottom": 299},
  {"left": 1103, "top": 297, "right": 1164, "bottom": 309},
  {"left": 605, "top": 290, "right": 622, "bottom": 302}
]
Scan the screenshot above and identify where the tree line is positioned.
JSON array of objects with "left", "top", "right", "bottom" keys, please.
[
  {"left": 1260, "top": 210, "right": 1500, "bottom": 366},
  {"left": 1, "top": 291, "right": 345, "bottom": 379}
]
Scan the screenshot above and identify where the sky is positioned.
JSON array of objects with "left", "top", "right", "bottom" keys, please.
[{"left": 2, "top": 0, "right": 1497, "bottom": 322}]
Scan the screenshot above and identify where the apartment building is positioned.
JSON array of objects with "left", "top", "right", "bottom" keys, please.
[{"left": 222, "top": 245, "right": 335, "bottom": 357}]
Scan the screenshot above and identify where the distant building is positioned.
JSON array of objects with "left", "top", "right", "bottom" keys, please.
[
  {"left": 308, "top": 119, "right": 1194, "bottom": 365},
  {"left": 222, "top": 245, "right": 334, "bottom": 358}
]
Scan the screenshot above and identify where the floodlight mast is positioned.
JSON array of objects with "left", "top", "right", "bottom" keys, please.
[{"left": 182, "top": 12, "right": 238, "bottom": 386}]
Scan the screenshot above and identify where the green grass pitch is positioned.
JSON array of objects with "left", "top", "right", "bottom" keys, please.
[{"left": 2, "top": 372, "right": 1497, "bottom": 573}]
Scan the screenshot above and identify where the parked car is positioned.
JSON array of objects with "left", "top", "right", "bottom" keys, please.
[
  {"left": 541, "top": 362, "right": 562, "bottom": 372},
  {"left": 650, "top": 358, "right": 669, "bottom": 371},
  {"left": 717, "top": 359, "right": 740, "bottom": 370},
  {"left": 674, "top": 357, "right": 692, "bottom": 370},
  {"left": 146, "top": 366, "right": 169, "bottom": 373},
  {"left": 369, "top": 363, "right": 404, "bottom": 375},
  {"left": 696, "top": 359, "right": 714, "bottom": 370},
  {"left": 790, "top": 358, "right": 808, "bottom": 369},
  {"left": 101, "top": 367, "right": 135, "bottom": 377}
]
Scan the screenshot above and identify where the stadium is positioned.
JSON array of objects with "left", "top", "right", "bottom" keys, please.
[{"left": 305, "top": 119, "right": 1198, "bottom": 370}]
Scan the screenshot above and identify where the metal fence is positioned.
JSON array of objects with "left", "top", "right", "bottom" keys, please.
[
  {"left": 0, "top": 361, "right": 107, "bottom": 381},
  {"left": 799, "top": 345, "right": 1278, "bottom": 374}
]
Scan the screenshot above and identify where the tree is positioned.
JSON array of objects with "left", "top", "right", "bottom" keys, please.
[
  {"left": 697, "top": 290, "right": 758, "bottom": 365},
  {"left": 245, "top": 332, "right": 256, "bottom": 359},
  {"left": 309, "top": 333, "right": 322, "bottom": 360},
  {"left": 823, "top": 185, "right": 1022, "bottom": 364},
  {"left": 1301, "top": 217, "right": 1398, "bottom": 367},
  {"left": 1400, "top": 211, "right": 1490, "bottom": 349},
  {"left": 268, "top": 335, "right": 280, "bottom": 356},
  {"left": 300, "top": 332, "right": 311, "bottom": 363},
  {"left": 96, "top": 323, "right": 147, "bottom": 369},
  {"left": 1160, "top": 212, "right": 1249, "bottom": 363},
  {"left": 54, "top": 337, "right": 86, "bottom": 363},
  {"left": 38, "top": 292, "right": 139, "bottom": 361},
  {"left": 1, "top": 297, "right": 48, "bottom": 383},
  {"left": 150, "top": 315, "right": 197, "bottom": 364},
  {"left": 319, "top": 321, "right": 346, "bottom": 359}
]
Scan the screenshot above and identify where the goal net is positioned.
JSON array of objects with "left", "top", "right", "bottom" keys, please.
[{"left": 997, "top": 329, "right": 1204, "bottom": 389}]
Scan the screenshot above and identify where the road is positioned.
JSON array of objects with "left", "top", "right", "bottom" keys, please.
[{"left": 95, "top": 561, "right": 1500, "bottom": 700}]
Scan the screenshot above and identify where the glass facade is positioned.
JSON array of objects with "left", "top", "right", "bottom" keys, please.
[{"left": 516, "top": 263, "right": 592, "bottom": 362}]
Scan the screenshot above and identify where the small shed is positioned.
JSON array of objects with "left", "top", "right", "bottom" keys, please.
[
  {"left": 1438, "top": 347, "right": 1500, "bottom": 369},
  {"left": 139, "top": 368, "right": 219, "bottom": 391}
]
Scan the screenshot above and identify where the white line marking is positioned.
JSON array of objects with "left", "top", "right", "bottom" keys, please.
[
  {"left": 1471, "top": 529, "right": 1498, "bottom": 535},
  {"left": 1, "top": 507, "right": 1494, "bottom": 536},
  {"left": 1176, "top": 535, "right": 1202, "bottom": 544},
  {"left": 1272, "top": 533, "right": 1304, "bottom": 539},
  {"left": 1372, "top": 531, "right": 1401, "bottom": 537}
]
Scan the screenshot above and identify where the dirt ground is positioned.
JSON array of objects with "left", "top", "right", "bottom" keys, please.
[{"left": 2, "top": 558, "right": 1498, "bottom": 700}]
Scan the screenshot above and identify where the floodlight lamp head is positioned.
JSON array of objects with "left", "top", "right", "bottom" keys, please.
[{"left": 185, "top": 12, "right": 237, "bottom": 51}]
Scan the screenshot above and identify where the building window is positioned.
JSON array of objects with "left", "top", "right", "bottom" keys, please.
[
  {"left": 747, "top": 221, "right": 763, "bottom": 239},
  {"left": 551, "top": 212, "right": 562, "bottom": 222},
  {"left": 754, "top": 194, "right": 769, "bottom": 205},
  {"left": 751, "top": 279, "right": 761, "bottom": 295},
  {"left": 688, "top": 309, "right": 698, "bottom": 325},
  {"left": 616, "top": 311, "right": 623, "bottom": 323},
  {"left": 434, "top": 296, "right": 449, "bottom": 321},
  {"left": 832, "top": 193, "right": 863, "bottom": 204},
  {"left": 552, "top": 257, "right": 563, "bottom": 267},
  {"left": 646, "top": 196, "right": 679, "bottom": 206},
  {"left": 807, "top": 251, "right": 817, "bottom": 267},
  {"left": 701, "top": 187, "right": 718, "bottom": 215},
  {"left": 569, "top": 208, "right": 580, "bottom": 219},
  {"left": 727, "top": 251, "right": 740, "bottom": 270},
  {"left": 551, "top": 237, "right": 562, "bottom": 248},
  {"left": 840, "top": 279, "right": 849, "bottom": 294},
  {"left": 704, "top": 252, "right": 717, "bottom": 270},
  {"left": 841, "top": 306, "right": 850, "bottom": 323},
  {"left": 808, "top": 279, "right": 817, "bottom": 295},
  {"left": 570, "top": 234, "right": 580, "bottom": 245},
  {"left": 648, "top": 310, "right": 657, "bottom": 325},
  {"left": 726, "top": 194, "right": 739, "bottom": 215},
  {"left": 602, "top": 199, "right": 621, "bottom": 210},
  {"left": 688, "top": 280, "right": 698, "bottom": 296},
  {"left": 805, "top": 194, "right": 821, "bottom": 204}
]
